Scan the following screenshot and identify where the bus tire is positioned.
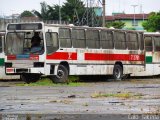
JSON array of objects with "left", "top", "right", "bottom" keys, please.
[
  {"left": 20, "top": 74, "right": 31, "bottom": 84},
  {"left": 113, "top": 64, "right": 123, "bottom": 80},
  {"left": 20, "top": 74, "right": 40, "bottom": 83},
  {"left": 52, "top": 65, "right": 69, "bottom": 83}
]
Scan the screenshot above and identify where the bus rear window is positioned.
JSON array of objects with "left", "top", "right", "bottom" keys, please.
[{"left": 6, "top": 32, "right": 44, "bottom": 55}]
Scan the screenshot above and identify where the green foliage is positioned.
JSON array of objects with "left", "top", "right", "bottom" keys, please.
[
  {"left": 125, "top": 27, "right": 136, "bottom": 30},
  {"left": 33, "top": 0, "right": 85, "bottom": 24},
  {"left": 105, "top": 21, "right": 125, "bottom": 29},
  {"left": 142, "top": 12, "right": 160, "bottom": 32},
  {"left": 91, "top": 92, "right": 143, "bottom": 99},
  {"left": 33, "top": 2, "right": 51, "bottom": 20},
  {"left": 61, "top": 0, "right": 85, "bottom": 23},
  {"left": 20, "top": 10, "right": 35, "bottom": 18}
]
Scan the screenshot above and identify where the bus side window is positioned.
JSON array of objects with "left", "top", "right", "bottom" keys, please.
[
  {"left": 72, "top": 29, "right": 86, "bottom": 48},
  {"left": 114, "top": 31, "right": 126, "bottom": 50},
  {"left": 59, "top": 28, "right": 72, "bottom": 48},
  {"left": 145, "top": 37, "right": 152, "bottom": 51},
  {"left": 154, "top": 36, "right": 160, "bottom": 51},
  {"left": 0, "top": 36, "right": 2, "bottom": 53},
  {"left": 100, "top": 30, "right": 113, "bottom": 49},
  {"left": 127, "top": 32, "right": 138, "bottom": 50},
  {"left": 46, "top": 32, "right": 58, "bottom": 54},
  {"left": 86, "top": 29, "right": 100, "bottom": 49}
]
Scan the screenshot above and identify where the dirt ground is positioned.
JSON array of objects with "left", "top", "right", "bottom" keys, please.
[{"left": 0, "top": 78, "right": 160, "bottom": 119}]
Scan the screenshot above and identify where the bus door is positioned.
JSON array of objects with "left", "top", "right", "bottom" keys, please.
[
  {"left": 0, "top": 34, "right": 5, "bottom": 67},
  {"left": 144, "top": 36, "right": 154, "bottom": 75},
  {"left": 152, "top": 36, "right": 160, "bottom": 75},
  {"left": 152, "top": 36, "right": 160, "bottom": 62}
]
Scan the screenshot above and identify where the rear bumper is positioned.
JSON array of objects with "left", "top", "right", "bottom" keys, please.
[{"left": 6, "top": 67, "right": 45, "bottom": 75}]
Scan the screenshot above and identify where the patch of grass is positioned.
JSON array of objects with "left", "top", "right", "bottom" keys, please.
[
  {"left": 68, "top": 76, "right": 79, "bottom": 82},
  {"left": 91, "top": 91, "right": 143, "bottom": 99},
  {"left": 82, "top": 103, "right": 89, "bottom": 107},
  {"left": 16, "top": 78, "right": 85, "bottom": 87}
]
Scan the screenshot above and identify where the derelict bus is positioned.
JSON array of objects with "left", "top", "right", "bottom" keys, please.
[{"left": 4, "top": 22, "right": 145, "bottom": 83}]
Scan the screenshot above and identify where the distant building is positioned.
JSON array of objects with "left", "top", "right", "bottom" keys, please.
[
  {"left": 20, "top": 16, "right": 40, "bottom": 21},
  {"left": 12, "top": 14, "right": 20, "bottom": 19},
  {"left": 106, "top": 13, "right": 149, "bottom": 30}
]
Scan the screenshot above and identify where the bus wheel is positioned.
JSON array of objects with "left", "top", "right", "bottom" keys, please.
[
  {"left": 113, "top": 64, "right": 123, "bottom": 80},
  {"left": 20, "top": 74, "right": 31, "bottom": 84},
  {"left": 53, "top": 65, "right": 69, "bottom": 83},
  {"left": 20, "top": 74, "right": 40, "bottom": 83}
]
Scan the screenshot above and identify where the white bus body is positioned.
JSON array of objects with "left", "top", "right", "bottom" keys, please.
[{"left": 5, "top": 22, "right": 145, "bottom": 83}]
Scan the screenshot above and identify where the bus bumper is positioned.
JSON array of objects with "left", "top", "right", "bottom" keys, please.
[{"left": 6, "top": 67, "right": 45, "bottom": 75}]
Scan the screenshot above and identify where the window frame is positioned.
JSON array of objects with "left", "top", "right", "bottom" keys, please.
[
  {"left": 114, "top": 31, "right": 127, "bottom": 50},
  {"left": 86, "top": 29, "right": 100, "bottom": 49},
  {"left": 45, "top": 32, "right": 59, "bottom": 54},
  {"left": 59, "top": 28, "right": 72, "bottom": 48},
  {"left": 72, "top": 28, "right": 86, "bottom": 48},
  {"left": 100, "top": 30, "right": 114, "bottom": 49},
  {"left": 127, "top": 32, "right": 139, "bottom": 50}
]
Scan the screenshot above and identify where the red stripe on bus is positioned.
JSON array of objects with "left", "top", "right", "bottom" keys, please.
[
  {"left": 85, "top": 53, "right": 144, "bottom": 61},
  {"left": 46, "top": 52, "right": 77, "bottom": 60}
]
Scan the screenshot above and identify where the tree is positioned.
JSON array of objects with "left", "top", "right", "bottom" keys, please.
[
  {"left": 33, "top": 1, "right": 61, "bottom": 20},
  {"left": 61, "top": 0, "right": 85, "bottom": 23},
  {"left": 33, "top": 2, "right": 49, "bottom": 20},
  {"left": 20, "top": 10, "right": 35, "bottom": 18},
  {"left": 32, "top": 0, "right": 86, "bottom": 24},
  {"left": 142, "top": 12, "right": 160, "bottom": 32},
  {"left": 47, "top": 5, "right": 61, "bottom": 20},
  {"left": 105, "top": 21, "right": 125, "bottom": 29}
]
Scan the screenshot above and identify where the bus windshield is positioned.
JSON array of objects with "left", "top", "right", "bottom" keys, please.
[{"left": 6, "top": 32, "right": 44, "bottom": 55}]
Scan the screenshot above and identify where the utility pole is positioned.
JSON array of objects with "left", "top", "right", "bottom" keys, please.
[
  {"left": 87, "top": 0, "right": 89, "bottom": 26},
  {"left": 131, "top": 5, "right": 138, "bottom": 26},
  {"left": 59, "top": 0, "right": 62, "bottom": 24},
  {"left": 102, "top": 0, "right": 106, "bottom": 27}
]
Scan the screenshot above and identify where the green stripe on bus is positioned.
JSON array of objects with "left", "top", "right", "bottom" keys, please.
[
  {"left": 0, "top": 58, "right": 4, "bottom": 66},
  {"left": 146, "top": 56, "right": 152, "bottom": 63}
]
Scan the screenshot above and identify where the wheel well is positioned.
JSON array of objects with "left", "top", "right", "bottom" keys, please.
[
  {"left": 59, "top": 61, "right": 70, "bottom": 74},
  {"left": 115, "top": 61, "right": 123, "bottom": 70}
]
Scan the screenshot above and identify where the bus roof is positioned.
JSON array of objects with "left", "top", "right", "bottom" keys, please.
[
  {"left": 7, "top": 22, "right": 143, "bottom": 34},
  {"left": 44, "top": 23, "right": 143, "bottom": 33},
  {"left": 144, "top": 32, "right": 160, "bottom": 36}
]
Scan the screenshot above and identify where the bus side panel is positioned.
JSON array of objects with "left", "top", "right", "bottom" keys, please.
[{"left": 69, "top": 64, "right": 114, "bottom": 75}]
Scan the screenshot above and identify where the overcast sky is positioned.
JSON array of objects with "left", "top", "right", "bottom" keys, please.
[{"left": 0, "top": 0, "right": 160, "bottom": 16}]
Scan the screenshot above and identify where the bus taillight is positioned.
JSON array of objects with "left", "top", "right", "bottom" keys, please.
[{"left": 6, "top": 68, "right": 14, "bottom": 73}]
